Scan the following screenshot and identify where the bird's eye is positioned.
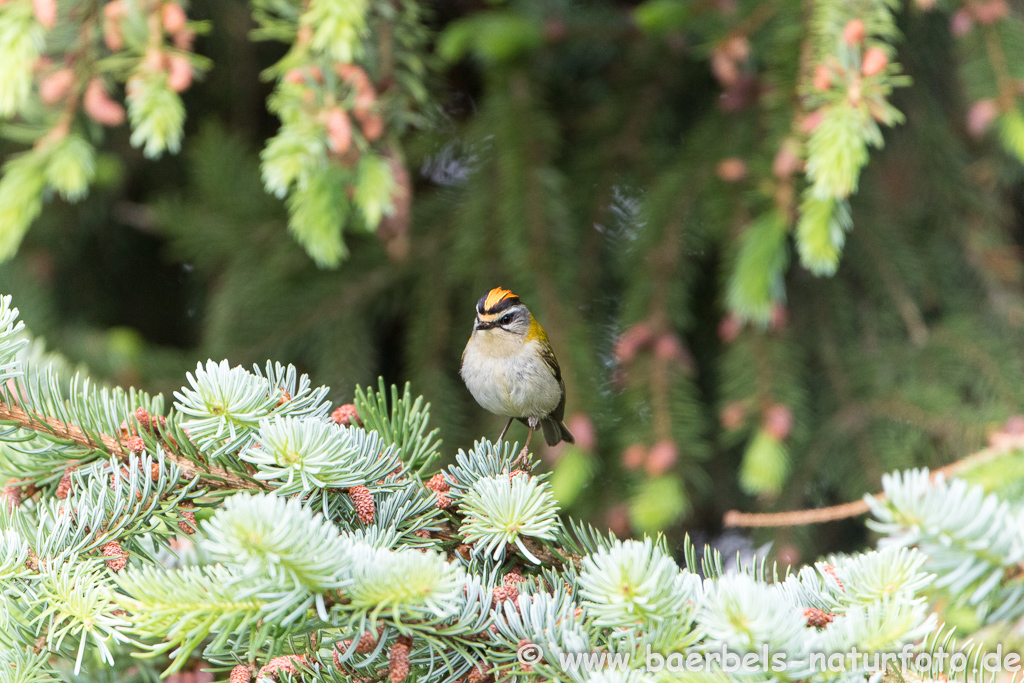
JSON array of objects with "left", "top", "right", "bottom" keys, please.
[{"left": 500, "top": 314, "right": 514, "bottom": 326}]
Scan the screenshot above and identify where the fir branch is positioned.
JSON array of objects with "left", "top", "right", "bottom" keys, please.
[
  {"left": 115, "top": 564, "right": 266, "bottom": 673},
  {"left": 353, "top": 379, "right": 441, "bottom": 476},
  {"left": 723, "top": 431, "right": 1024, "bottom": 527},
  {"left": 0, "top": 649, "right": 56, "bottom": 683},
  {"left": 0, "top": 400, "right": 260, "bottom": 491},
  {"left": 578, "top": 537, "right": 695, "bottom": 627},
  {"left": 459, "top": 474, "right": 560, "bottom": 564}
]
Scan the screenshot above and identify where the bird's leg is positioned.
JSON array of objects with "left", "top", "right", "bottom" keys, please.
[
  {"left": 497, "top": 417, "right": 514, "bottom": 443},
  {"left": 513, "top": 417, "right": 538, "bottom": 467}
]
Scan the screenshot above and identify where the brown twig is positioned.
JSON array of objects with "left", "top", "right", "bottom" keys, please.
[
  {"left": 858, "top": 227, "right": 928, "bottom": 347},
  {"left": 0, "top": 401, "right": 261, "bottom": 491},
  {"left": 981, "top": 24, "right": 1016, "bottom": 112},
  {"left": 723, "top": 434, "right": 1024, "bottom": 527}
]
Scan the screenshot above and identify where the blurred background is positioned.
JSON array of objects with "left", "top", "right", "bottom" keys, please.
[{"left": 3, "top": 0, "right": 1024, "bottom": 567}]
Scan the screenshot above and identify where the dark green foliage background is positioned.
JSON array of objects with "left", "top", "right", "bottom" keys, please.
[{"left": 4, "top": 0, "right": 1024, "bottom": 565}]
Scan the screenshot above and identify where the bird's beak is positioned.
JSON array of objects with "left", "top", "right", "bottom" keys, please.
[{"left": 475, "top": 319, "right": 497, "bottom": 330}]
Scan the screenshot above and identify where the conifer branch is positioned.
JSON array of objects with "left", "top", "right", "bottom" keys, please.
[
  {"left": 858, "top": 228, "right": 929, "bottom": 347},
  {"left": 723, "top": 431, "right": 1024, "bottom": 527},
  {"left": 0, "top": 335, "right": 1015, "bottom": 681},
  {"left": 0, "top": 400, "right": 261, "bottom": 491}
]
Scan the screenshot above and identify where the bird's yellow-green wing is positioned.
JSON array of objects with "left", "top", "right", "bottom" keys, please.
[
  {"left": 527, "top": 316, "right": 562, "bottom": 383},
  {"left": 529, "top": 316, "right": 569, "bottom": 425}
]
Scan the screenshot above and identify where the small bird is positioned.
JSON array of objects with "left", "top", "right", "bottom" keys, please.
[{"left": 461, "top": 287, "right": 574, "bottom": 462}]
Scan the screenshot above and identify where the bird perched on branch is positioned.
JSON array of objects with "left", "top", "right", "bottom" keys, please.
[{"left": 461, "top": 287, "right": 574, "bottom": 462}]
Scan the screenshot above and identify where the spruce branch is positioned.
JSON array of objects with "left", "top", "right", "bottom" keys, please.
[
  {"left": 0, "top": 400, "right": 260, "bottom": 492},
  {"left": 201, "top": 492, "right": 353, "bottom": 623},
  {"left": 115, "top": 564, "right": 266, "bottom": 673},
  {"left": 0, "top": 288, "right": 1019, "bottom": 681},
  {"left": 577, "top": 537, "right": 695, "bottom": 628},
  {"left": 459, "top": 474, "right": 560, "bottom": 564},
  {"left": 723, "top": 430, "right": 1024, "bottom": 527},
  {"left": 353, "top": 379, "right": 441, "bottom": 476},
  {"left": 0, "top": 649, "right": 56, "bottom": 683}
]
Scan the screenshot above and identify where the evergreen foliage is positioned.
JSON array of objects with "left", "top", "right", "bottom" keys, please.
[
  {"left": 0, "top": 293, "right": 1020, "bottom": 681},
  {"left": 2, "top": 0, "right": 1024, "bottom": 581}
]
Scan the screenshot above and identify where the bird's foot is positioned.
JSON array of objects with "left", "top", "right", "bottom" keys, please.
[{"left": 511, "top": 418, "right": 537, "bottom": 468}]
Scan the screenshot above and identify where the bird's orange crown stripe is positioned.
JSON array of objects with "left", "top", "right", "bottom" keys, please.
[{"left": 484, "top": 287, "right": 516, "bottom": 310}]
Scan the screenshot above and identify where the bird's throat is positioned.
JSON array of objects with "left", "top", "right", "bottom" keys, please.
[{"left": 471, "top": 329, "right": 524, "bottom": 358}]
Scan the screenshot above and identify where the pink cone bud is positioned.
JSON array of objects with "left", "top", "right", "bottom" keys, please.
[
  {"left": 846, "top": 78, "right": 863, "bottom": 107},
  {"left": 915, "top": 0, "right": 936, "bottom": 8},
  {"left": 720, "top": 401, "right": 747, "bottom": 430},
  {"left": 39, "top": 68, "right": 74, "bottom": 104},
  {"left": 544, "top": 18, "right": 567, "bottom": 42},
  {"left": 567, "top": 414, "right": 596, "bottom": 451},
  {"left": 102, "top": 3, "right": 126, "bottom": 52},
  {"left": 360, "top": 113, "right": 384, "bottom": 142},
  {"left": 763, "top": 404, "right": 793, "bottom": 441},
  {"left": 606, "top": 504, "right": 630, "bottom": 538},
  {"left": 337, "top": 64, "right": 371, "bottom": 95},
  {"left": 172, "top": 27, "right": 195, "bottom": 50},
  {"left": 645, "top": 440, "right": 678, "bottom": 476},
  {"left": 769, "top": 304, "right": 788, "bottom": 330},
  {"left": 353, "top": 88, "right": 376, "bottom": 117},
  {"left": 718, "top": 74, "right": 760, "bottom": 112},
  {"left": 614, "top": 322, "right": 655, "bottom": 364},
  {"left": 799, "top": 109, "right": 824, "bottom": 134},
  {"left": 1, "top": 481, "right": 20, "bottom": 513},
  {"left": 621, "top": 443, "right": 647, "bottom": 470},
  {"left": 36, "top": 120, "right": 69, "bottom": 148},
  {"left": 1005, "top": 415, "right": 1024, "bottom": 435},
  {"left": 718, "top": 313, "right": 742, "bottom": 343},
  {"left": 716, "top": 157, "right": 747, "bottom": 182},
  {"left": 331, "top": 404, "right": 360, "bottom": 426},
  {"left": 950, "top": 9, "right": 973, "bottom": 36},
  {"left": 161, "top": 2, "right": 187, "bottom": 34},
  {"left": 973, "top": 0, "right": 1009, "bottom": 25},
  {"left": 126, "top": 76, "right": 142, "bottom": 98},
  {"left": 710, "top": 49, "right": 739, "bottom": 86},
  {"left": 83, "top": 79, "right": 125, "bottom": 126},
  {"left": 33, "top": 0, "right": 57, "bottom": 29},
  {"left": 103, "top": 16, "right": 123, "bottom": 51},
  {"left": 772, "top": 141, "right": 802, "bottom": 179},
  {"left": 723, "top": 35, "right": 749, "bottom": 61},
  {"left": 654, "top": 333, "right": 693, "bottom": 370},
  {"left": 326, "top": 108, "right": 352, "bottom": 153},
  {"left": 861, "top": 47, "right": 889, "bottom": 76},
  {"left": 144, "top": 48, "right": 166, "bottom": 72},
  {"left": 813, "top": 64, "right": 832, "bottom": 91},
  {"left": 334, "top": 63, "right": 361, "bottom": 80},
  {"left": 716, "top": 0, "right": 738, "bottom": 14},
  {"left": 103, "top": 1, "right": 125, "bottom": 18},
  {"left": 777, "top": 543, "right": 800, "bottom": 567},
  {"left": 167, "top": 54, "right": 192, "bottom": 92},
  {"left": 843, "top": 19, "right": 866, "bottom": 46},
  {"left": 967, "top": 99, "right": 999, "bottom": 138},
  {"left": 285, "top": 68, "right": 305, "bottom": 85}
]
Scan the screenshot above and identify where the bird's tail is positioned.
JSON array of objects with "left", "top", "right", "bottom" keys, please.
[{"left": 541, "top": 417, "right": 575, "bottom": 447}]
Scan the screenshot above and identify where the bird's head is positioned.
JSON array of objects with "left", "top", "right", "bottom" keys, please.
[{"left": 474, "top": 287, "right": 531, "bottom": 339}]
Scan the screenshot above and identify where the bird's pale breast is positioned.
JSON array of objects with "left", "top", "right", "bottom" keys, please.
[{"left": 461, "top": 337, "right": 562, "bottom": 419}]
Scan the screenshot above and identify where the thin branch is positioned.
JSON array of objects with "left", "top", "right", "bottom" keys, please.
[
  {"left": 0, "top": 401, "right": 262, "bottom": 491},
  {"left": 723, "top": 433, "right": 1024, "bottom": 528},
  {"left": 858, "top": 227, "right": 928, "bottom": 347}
]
